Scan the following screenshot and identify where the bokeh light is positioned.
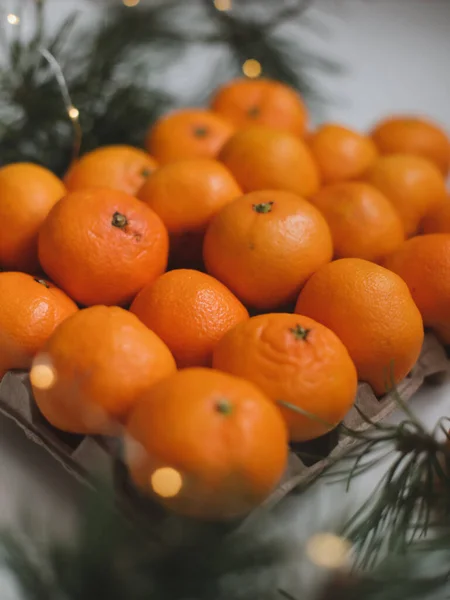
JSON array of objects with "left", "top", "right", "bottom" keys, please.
[
  {"left": 68, "top": 106, "right": 80, "bottom": 120},
  {"left": 30, "top": 355, "right": 57, "bottom": 390},
  {"left": 306, "top": 533, "right": 351, "bottom": 569},
  {"left": 214, "top": 0, "right": 232, "bottom": 11},
  {"left": 7, "top": 14, "right": 20, "bottom": 25},
  {"left": 151, "top": 467, "right": 183, "bottom": 498},
  {"left": 122, "top": 0, "right": 140, "bottom": 6},
  {"left": 242, "top": 59, "right": 262, "bottom": 78}
]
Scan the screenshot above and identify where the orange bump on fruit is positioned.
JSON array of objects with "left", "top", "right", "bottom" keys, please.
[
  {"left": 145, "top": 109, "right": 235, "bottom": 164},
  {"left": 125, "top": 367, "right": 288, "bottom": 520},
  {"left": 137, "top": 158, "right": 242, "bottom": 268},
  {"left": 308, "top": 123, "right": 378, "bottom": 183},
  {"left": 364, "top": 154, "right": 447, "bottom": 237},
  {"left": 0, "top": 163, "right": 66, "bottom": 273},
  {"left": 295, "top": 258, "right": 424, "bottom": 396},
  {"left": 384, "top": 234, "right": 450, "bottom": 345},
  {"left": 0, "top": 272, "right": 77, "bottom": 380},
  {"left": 64, "top": 145, "right": 158, "bottom": 196},
  {"left": 371, "top": 116, "right": 450, "bottom": 175},
  {"left": 32, "top": 306, "right": 176, "bottom": 434},
  {"left": 219, "top": 126, "right": 320, "bottom": 198},
  {"left": 203, "top": 190, "right": 333, "bottom": 310},
  {"left": 210, "top": 78, "right": 308, "bottom": 136},
  {"left": 38, "top": 187, "right": 169, "bottom": 307},
  {"left": 212, "top": 313, "right": 357, "bottom": 442},
  {"left": 311, "top": 182, "right": 405, "bottom": 263},
  {"left": 130, "top": 269, "right": 249, "bottom": 368}
]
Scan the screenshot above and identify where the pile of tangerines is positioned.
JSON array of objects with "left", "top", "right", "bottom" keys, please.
[{"left": 0, "top": 78, "right": 449, "bottom": 520}]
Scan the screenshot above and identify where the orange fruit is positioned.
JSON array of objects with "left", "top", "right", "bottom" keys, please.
[
  {"left": 203, "top": 190, "right": 333, "bottom": 310},
  {"left": 145, "top": 109, "right": 235, "bottom": 164},
  {"left": 384, "top": 234, "right": 450, "bottom": 344},
  {"left": 421, "top": 199, "right": 450, "bottom": 234},
  {"left": 371, "top": 116, "right": 450, "bottom": 175},
  {"left": 38, "top": 188, "right": 169, "bottom": 307},
  {"left": 0, "top": 163, "right": 66, "bottom": 273},
  {"left": 125, "top": 367, "right": 288, "bottom": 520},
  {"left": 308, "top": 123, "right": 378, "bottom": 183},
  {"left": 295, "top": 258, "right": 424, "bottom": 396},
  {"left": 130, "top": 269, "right": 249, "bottom": 368},
  {"left": 137, "top": 159, "right": 242, "bottom": 267},
  {"left": 311, "top": 182, "right": 405, "bottom": 263},
  {"left": 364, "top": 154, "right": 447, "bottom": 237},
  {"left": 212, "top": 314, "right": 357, "bottom": 442},
  {"left": 0, "top": 272, "right": 77, "bottom": 380},
  {"left": 219, "top": 126, "right": 320, "bottom": 198},
  {"left": 210, "top": 78, "right": 308, "bottom": 136},
  {"left": 32, "top": 306, "right": 176, "bottom": 434},
  {"left": 64, "top": 145, "right": 158, "bottom": 196}
]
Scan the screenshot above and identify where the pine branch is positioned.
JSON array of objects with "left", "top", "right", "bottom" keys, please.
[{"left": 0, "top": 0, "right": 339, "bottom": 176}]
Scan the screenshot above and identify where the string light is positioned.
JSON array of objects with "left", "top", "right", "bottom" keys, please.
[
  {"left": 68, "top": 106, "right": 79, "bottom": 120},
  {"left": 122, "top": 0, "right": 140, "bottom": 6},
  {"left": 30, "top": 355, "right": 57, "bottom": 390},
  {"left": 151, "top": 467, "right": 183, "bottom": 498},
  {"left": 242, "top": 59, "right": 262, "bottom": 78},
  {"left": 214, "top": 0, "right": 232, "bottom": 11},
  {"left": 7, "top": 13, "right": 20, "bottom": 25},
  {"left": 39, "top": 49, "right": 82, "bottom": 164},
  {"left": 306, "top": 533, "right": 351, "bottom": 570}
]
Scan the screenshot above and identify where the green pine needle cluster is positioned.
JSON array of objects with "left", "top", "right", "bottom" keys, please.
[{"left": 0, "top": 0, "right": 340, "bottom": 176}]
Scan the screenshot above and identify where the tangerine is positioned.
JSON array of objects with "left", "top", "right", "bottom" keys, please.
[
  {"left": 38, "top": 188, "right": 169, "bottom": 307},
  {"left": 203, "top": 190, "right": 333, "bottom": 310},
  {"left": 212, "top": 313, "right": 357, "bottom": 442},
  {"left": 125, "top": 367, "right": 288, "bottom": 520},
  {"left": 295, "top": 258, "right": 424, "bottom": 395},
  {"left": 130, "top": 269, "right": 249, "bottom": 368},
  {"left": 32, "top": 306, "right": 176, "bottom": 434}
]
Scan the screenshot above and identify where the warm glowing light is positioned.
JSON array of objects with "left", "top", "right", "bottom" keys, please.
[
  {"left": 242, "top": 59, "right": 262, "bottom": 79},
  {"left": 7, "top": 13, "right": 20, "bottom": 25},
  {"left": 151, "top": 467, "right": 183, "bottom": 498},
  {"left": 30, "top": 356, "right": 56, "bottom": 390},
  {"left": 214, "top": 0, "right": 232, "bottom": 11},
  {"left": 122, "top": 0, "right": 140, "bottom": 6},
  {"left": 68, "top": 106, "right": 79, "bottom": 120},
  {"left": 306, "top": 533, "right": 351, "bottom": 569}
]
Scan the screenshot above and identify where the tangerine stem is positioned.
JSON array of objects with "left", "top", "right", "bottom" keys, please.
[
  {"left": 112, "top": 212, "right": 128, "bottom": 228},
  {"left": 216, "top": 398, "right": 233, "bottom": 415},
  {"left": 253, "top": 202, "right": 273, "bottom": 214},
  {"left": 290, "top": 324, "right": 311, "bottom": 341}
]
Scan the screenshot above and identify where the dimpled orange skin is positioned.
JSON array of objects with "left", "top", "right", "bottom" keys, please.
[
  {"left": 308, "top": 124, "right": 378, "bottom": 184},
  {"left": 371, "top": 116, "right": 450, "bottom": 175},
  {"left": 212, "top": 314, "right": 357, "bottom": 442},
  {"left": 210, "top": 78, "right": 308, "bottom": 136},
  {"left": 311, "top": 182, "right": 405, "bottom": 263},
  {"left": 384, "top": 234, "right": 450, "bottom": 345},
  {"left": 203, "top": 190, "right": 333, "bottom": 311},
  {"left": 32, "top": 306, "right": 176, "bottom": 435},
  {"left": 0, "top": 163, "right": 66, "bottom": 273},
  {"left": 38, "top": 188, "right": 169, "bottom": 307},
  {"left": 125, "top": 367, "right": 288, "bottom": 520},
  {"left": 364, "top": 154, "right": 447, "bottom": 237},
  {"left": 0, "top": 272, "right": 78, "bottom": 379},
  {"left": 137, "top": 159, "right": 242, "bottom": 267},
  {"left": 295, "top": 259, "right": 424, "bottom": 396},
  {"left": 421, "top": 199, "right": 450, "bottom": 234},
  {"left": 145, "top": 109, "right": 235, "bottom": 164},
  {"left": 219, "top": 126, "right": 320, "bottom": 198},
  {"left": 130, "top": 269, "right": 249, "bottom": 368},
  {"left": 64, "top": 145, "right": 158, "bottom": 196}
]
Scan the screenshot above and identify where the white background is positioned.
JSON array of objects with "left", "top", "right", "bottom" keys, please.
[{"left": 1, "top": 1, "right": 450, "bottom": 597}]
